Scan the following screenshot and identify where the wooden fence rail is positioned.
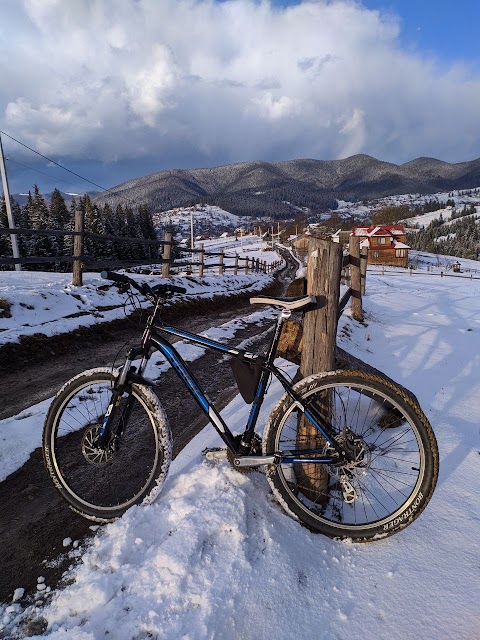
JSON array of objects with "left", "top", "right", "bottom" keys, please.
[
  {"left": 279, "top": 234, "right": 366, "bottom": 365},
  {"left": 0, "top": 210, "right": 282, "bottom": 284}
]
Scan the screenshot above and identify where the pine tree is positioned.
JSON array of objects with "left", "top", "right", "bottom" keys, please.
[
  {"left": 49, "top": 188, "right": 71, "bottom": 263},
  {"left": 138, "top": 205, "right": 158, "bottom": 260},
  {"left": 29, "top": 185, "right": 54, "bottom": 269},
  {"left": 83, "top": 195, "right": 105, "bottom": 261}
]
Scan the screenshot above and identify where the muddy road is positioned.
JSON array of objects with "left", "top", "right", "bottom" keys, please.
[{"left": 0, "top": 259, "right": 298, "bottom": 604}]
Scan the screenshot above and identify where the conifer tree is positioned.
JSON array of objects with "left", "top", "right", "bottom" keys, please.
[
  {"left": 49, "top": 188, "right": 70, "bottom": 257},
  {"left": 29, "top": 185, "right": 54, "bottom": 269}
]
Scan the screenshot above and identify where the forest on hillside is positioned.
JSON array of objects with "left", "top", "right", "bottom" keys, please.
[
  {"left": 0, "top": 187, "right": 159, "bottom": 270},
  {"left": 407, "top": 206, "right": 480, "bottom": 259}
]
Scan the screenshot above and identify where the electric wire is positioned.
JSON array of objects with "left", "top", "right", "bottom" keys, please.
[
  {"left": 1, "top": 129, "right": 143, "bottom": 209},
  {"left": 5, "top": 157, "right": 90, "bottom": 193},
  {"left": 0, "top": 129, "right": 109, "bottom": 193}
]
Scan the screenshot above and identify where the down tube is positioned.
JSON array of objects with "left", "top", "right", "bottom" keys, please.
[{"left": 151, "top": 336, "right": 237, "bottom": 450}]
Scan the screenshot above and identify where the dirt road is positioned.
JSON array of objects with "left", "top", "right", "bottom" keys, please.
[{"left": 0, "top": 259, "right": 297, "bottom": 604}]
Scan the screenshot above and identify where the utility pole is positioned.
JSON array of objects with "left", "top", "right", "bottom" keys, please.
[
  {"left": 0, "top": 132, "right": 21, "bottom": 271},
  {"left": 190, "top": 209, "right": 194, "bottom": 251}
]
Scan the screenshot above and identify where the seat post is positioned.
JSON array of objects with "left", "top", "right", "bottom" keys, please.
[{"left": 265, "top": 308, "right": 291, "bottom": 366}]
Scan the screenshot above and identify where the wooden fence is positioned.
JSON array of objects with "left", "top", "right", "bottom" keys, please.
[
  {"left": 279, "top": 234, "right": 367, "bottom": 368},
  {"left": 0, "top": 209, "right": 281, "bottom": 285}
]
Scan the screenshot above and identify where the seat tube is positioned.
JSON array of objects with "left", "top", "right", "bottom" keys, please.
[{"left": 266, "top": 309, "right": 290, "bottom": 365}]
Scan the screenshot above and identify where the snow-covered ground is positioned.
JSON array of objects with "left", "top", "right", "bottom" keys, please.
[
  {"left": 0, "top": 237, "right": 281, "bottom": 347},
  {"left": 1, "top": 252, "right": 480, "bottom": 638},
  {"left": 328, "top": 188, "right": 480, "bottom": 225}
]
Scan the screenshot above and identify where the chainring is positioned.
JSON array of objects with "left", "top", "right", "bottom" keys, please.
[{"left": 227, "top": 433, "right": 262, "bottom": 474}]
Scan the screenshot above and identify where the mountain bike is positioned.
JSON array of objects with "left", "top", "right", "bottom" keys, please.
[{"left": 42, "top": 271, "right": 438, "bottom": 541}]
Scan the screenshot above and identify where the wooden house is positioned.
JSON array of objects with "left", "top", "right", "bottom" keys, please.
[{"left": 352, "top": 225, "right": 410, "bottom": 267}]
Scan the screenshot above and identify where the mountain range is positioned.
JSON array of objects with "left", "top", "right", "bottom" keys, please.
[{"left": 90, "top": 153, "right": 480, "bottom": 218}]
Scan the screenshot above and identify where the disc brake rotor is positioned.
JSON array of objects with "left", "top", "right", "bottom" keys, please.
[{"left": 82, "top": 426, "right": 115, "bottom": 465}]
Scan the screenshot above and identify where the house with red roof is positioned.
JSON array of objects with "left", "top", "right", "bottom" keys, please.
[{"left": 351, "top": 224, "right": 410, "bottom": 267}]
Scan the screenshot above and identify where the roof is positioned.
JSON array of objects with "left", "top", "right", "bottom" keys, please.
[{"left": 352, "top": 225, "right": 405, "bottom": 237}]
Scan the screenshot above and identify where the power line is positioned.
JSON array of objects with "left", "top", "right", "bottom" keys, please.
[
  {"left": 5, "top": 157, "right": 90, "bottom": 193},
  {"left": 0, "top": 129, "right": 109, "bottom": 193},
  {"left": 0, "top": 129, "right": 145, "bottom": 211}
]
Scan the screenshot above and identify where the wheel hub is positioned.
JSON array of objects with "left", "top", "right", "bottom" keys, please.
[
  {"left": 82, "top": 426, "right": 116, "bottom": 465},
  {"left": 326, "top": 430, "right": 371, "bottom": 502}
]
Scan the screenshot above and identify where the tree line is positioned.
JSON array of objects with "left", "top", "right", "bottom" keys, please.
[
  {"left": 0, "top": 186, "right": 159, "bottom": 270},
  {"left": 408, "top": 211, "right": 480, "bottom": 259}
]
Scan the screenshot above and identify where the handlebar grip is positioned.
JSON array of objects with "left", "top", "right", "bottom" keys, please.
[
  {"left": 170, "top": 285, "right": 187, "bottom": 294},
  {"left": 101, "top": 270, "right": 131, "bottom": 284}
]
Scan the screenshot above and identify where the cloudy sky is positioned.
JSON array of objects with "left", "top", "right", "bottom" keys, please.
[{"left": 1, "top": 0, "right": 480, "bottom": 193}]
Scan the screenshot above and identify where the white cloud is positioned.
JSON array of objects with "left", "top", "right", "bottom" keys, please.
[{"left": 1, "top": 0, "right": 480, "bottom": 173}]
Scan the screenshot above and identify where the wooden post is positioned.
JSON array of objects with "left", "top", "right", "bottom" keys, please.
[
  {"left": 349, "top": 235, "right": 364, "bottom": 322},
  {"left": 298, "top": 236, "right": 343, "bottom": 503},
  {"left": 219, "top": 251, "right": 224, "bottom": 275},
  {"left": 234, "top": 254, "right": 238, "bottom": 276},
  {"left": 198, "top": 243, "right": 204, "bottom": 278},
  {"left": 162, "top": 231, "right": 172, "bottom": 278},
  {"left": 245, "top": 257, "right": 249, "bottom": 274},
  {"left": 72, "top": 208, "right": 84, "bottom": 286},
  {"left": 360, "top": 248, "right": 368, "bottom": 295}
]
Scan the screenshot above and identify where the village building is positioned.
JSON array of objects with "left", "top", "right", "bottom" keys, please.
[{"left": 351, "top": 224, "right": 410, "bottom": 267}]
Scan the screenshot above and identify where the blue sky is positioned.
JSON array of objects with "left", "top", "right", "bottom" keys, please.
[
  {"left": 1, "top": 0, "right": 480, "bottom": 194},
  {"left": 273, "top": 0, "right": 480, "bottom": 68},
  {"left": 355, "top": 0, "right": 480, "bottom": 68}
]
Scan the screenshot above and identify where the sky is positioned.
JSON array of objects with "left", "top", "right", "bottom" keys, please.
[{"left": 1, "top": 0, "right": 480, "bottom": 194}]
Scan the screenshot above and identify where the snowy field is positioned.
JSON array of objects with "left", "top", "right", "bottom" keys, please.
[
  {"left": 1, "top": 252, "right": 480, "bottom": 638},
  {"left": 0, "top": 237, "right": 281, "bottom": 347}
]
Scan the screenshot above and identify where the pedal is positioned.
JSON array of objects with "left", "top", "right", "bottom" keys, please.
[{"left": 202, "top": 447, "right": 228, "bottom": 461}]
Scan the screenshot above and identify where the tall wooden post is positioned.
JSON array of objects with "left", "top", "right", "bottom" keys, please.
[
  {"left": 234, "top": 254, "right": 238, "bottom": 276},
  {"left": 245, "top": 257, "right": 249, "bottom": 274},
  {"left": 198, "top": 243, "right": 204, "bottom": 277},
  {"left": 349, "top": 235, "right": 364, "bottom": 322},
  {"left": 162, "top": 231, "right": 172, "bottom": 278},
  {"left": 72, "top": 208, "right": 84, "bottom": 286},
  {"left": 301, "top": 236, "right": 342, "bottom": 377},
  {"left": 360, "top": 248, "right": 368, "bottom": 295},
  {"left": 0, "top": 132, "right": 21, "bottom": 271},
  {"left": 298, "top": 236, "right": 343, "bottom": 502},
  {"left": 219, "top": 251, "right": 224, "bottom": 275}
]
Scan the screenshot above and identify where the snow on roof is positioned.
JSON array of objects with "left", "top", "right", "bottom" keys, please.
[{"left": 352, "top": 225, "right": 406, "bottom": 237}]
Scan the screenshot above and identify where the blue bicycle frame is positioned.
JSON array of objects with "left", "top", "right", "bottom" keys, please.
[{"left": 117, "top": 300, "right": 345, "bottom": 465}]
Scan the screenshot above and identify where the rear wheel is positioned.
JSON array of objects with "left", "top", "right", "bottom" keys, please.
[
  {"left": 43, "top": 368, "right": 172, "bottom": 522},
  {"left": 264, "top": 370, "right": 438, "bottom": 541}
]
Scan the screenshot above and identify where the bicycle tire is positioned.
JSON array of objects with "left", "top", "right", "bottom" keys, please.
[
  {"left": 43, "top": 367, "right": 172, "bottom": 522},
  {"left": 263, "top": 370, "right": 438, "bottom": 541}
]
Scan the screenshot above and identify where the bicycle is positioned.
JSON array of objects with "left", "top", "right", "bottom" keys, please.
[{"left": 42, "top": 270, "right": 439, "bottom": 541}]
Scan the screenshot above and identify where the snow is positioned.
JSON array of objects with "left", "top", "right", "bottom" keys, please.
[
  {"left": 2, "top": 253, "right": 480, "bottom": 638},
  {"left": 0, "top": 245, "right": 281, "bottom": 347}
]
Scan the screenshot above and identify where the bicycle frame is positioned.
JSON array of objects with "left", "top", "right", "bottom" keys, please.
[{"left": 108, "top": 299, "right": 345, "bottom": 464}]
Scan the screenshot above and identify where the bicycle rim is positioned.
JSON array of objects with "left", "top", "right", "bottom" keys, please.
[
  {"left": 47, "top": 376, "right": 161, "bottom": 516},
  {"left": 272, "top": 377, "right": 429, "bottom": 534}
]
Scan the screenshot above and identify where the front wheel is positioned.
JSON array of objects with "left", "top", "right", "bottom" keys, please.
[
  {"left": 43, "top": 368, "right": 172, "bottom": 522},
  {"left": 264, "top": 370, "right": 438, "bottom": 541}
]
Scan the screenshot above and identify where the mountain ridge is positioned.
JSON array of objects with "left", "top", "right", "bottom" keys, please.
[{"left": 93, "top": 154, "right": 480, "bottom": 217}]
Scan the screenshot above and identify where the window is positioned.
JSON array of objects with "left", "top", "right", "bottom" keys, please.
[
  {"left": 376, "top": 237, "right": 386, "bottom": 244},
  {"left": 371, "top": 251, "right": 379, "bottom": 259},
  {"left": 396, "top": 249, "right": 406, "bottom": 257}
]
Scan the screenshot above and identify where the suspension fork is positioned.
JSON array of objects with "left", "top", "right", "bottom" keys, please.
[{"left": 97, "top": 342, "right": 152, "bottom": 448}]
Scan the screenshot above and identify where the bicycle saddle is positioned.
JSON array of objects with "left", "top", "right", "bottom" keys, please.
[{"left": 249, "top": 295, "right": 317, "bottom": 311}]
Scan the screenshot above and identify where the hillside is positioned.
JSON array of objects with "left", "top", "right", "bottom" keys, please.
[{"left": 93, "top": 154, "right": 480, "bottom": 217}]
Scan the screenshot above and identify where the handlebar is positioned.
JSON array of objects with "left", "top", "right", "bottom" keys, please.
[{"left": 100, "top": 270, "right": 187, "bottom": 298}]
